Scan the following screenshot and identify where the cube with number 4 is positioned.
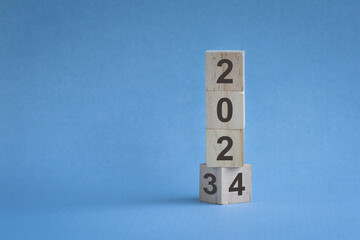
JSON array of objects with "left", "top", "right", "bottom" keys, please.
[{"left": 199, "top": 163, "right": 251, "bottom": 205}]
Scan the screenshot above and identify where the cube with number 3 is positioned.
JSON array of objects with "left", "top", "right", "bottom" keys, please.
[{"left": 199, "top": 163, "right": 251, "bottom": 205}]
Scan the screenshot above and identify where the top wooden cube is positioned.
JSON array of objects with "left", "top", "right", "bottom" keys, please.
[{"left": 206, "top": 51, "right": 244, "bottom": 92}]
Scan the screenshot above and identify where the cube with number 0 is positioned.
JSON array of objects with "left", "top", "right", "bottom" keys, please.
[
  {"left": 199, "top": 163, "right": 251, "bottom": 205},
  {"left": 206, "top": 91, "right": 244, "bottom": 130}
]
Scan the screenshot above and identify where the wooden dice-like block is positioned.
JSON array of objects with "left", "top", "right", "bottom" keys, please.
[
  {"left": 199, "top": 163, "right": 251, "bottom": 205},
  {"left": 206, "top": 129, "right": 244, "bottom": 167},
  {"left": 206, "top": 91, "right": 244, "bottom": 130},
  {"left": 206, "top": 51, "right": 244, "bottom": 92}
]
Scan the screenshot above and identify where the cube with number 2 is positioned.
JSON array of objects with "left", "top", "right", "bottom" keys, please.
[
  {"left": 199, "top": 163, "right": 251, "bottom": 205},
  {"left": 206, "top": 129, "right": 244, "bottom": 167},
  {"left": 206, "top": 51, "right": 244, "bottom": 92}
]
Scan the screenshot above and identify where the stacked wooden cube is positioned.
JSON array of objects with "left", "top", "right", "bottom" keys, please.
[{"left": 200, "top": 51, "right": 251, "bottom": 205}]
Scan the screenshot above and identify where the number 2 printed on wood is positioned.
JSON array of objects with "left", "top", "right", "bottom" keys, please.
[
  {"left": 216, "top": 136, "right": 233, "bottom": 161},
  {"left": 216, "top": 59, "right": 233, "bottom": 84},
  {"left": 206, "top": 129, "right": 244, "bottom": 167},
  {"left": 206, "top": 51, "right": 244, "bottom": 91}
]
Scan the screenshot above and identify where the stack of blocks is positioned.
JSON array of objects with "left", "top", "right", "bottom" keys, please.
[{"left": 200, "top": 51, "right": 252, "bottom": 205}]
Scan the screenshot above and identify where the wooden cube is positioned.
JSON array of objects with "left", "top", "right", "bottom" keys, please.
[
  {"left": 206, "top": 129, "right": 244, "bottom": 167},
  {"left": 199, "top": 163, "right": 251, "bottom": 205},
  {"left": 206, "top": 91, "right": 244, "bottom": 130},
  {"left": 206, "top": 51, "right": 244, "bottom": 92}
]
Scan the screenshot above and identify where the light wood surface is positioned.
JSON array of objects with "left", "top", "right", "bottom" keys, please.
[
  {"left": 206, "top": 91, "right": 244, "bottom": 129},
  {"left": 200, "top": 163, "right": 251, "bottom": 205},
  {"left": 221, "top": 164, "right": 251, "bottom": 204},
  {"left": 199, "top": 163, "right": 222, "bottom": 204},
  {"left": 206, "top": 129, "right": 244, "bottom": 167},
  {"left": 206, "top": 51, "right": 244, "bottom": 92}
]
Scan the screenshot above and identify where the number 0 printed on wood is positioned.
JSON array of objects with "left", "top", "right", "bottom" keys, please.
[
  {"left": 206, "top": 51, "right": 244, "bottom": 92},
  {"left": 206, "top": 91, "right": 244, "bottom": 129}
]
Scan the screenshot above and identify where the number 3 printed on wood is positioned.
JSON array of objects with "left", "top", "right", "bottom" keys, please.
[{"left": 203, "top": 173, "right": 217, "bottom": 195}]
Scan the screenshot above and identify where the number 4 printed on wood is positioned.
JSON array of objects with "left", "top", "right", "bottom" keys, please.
[{"left": 229, "top": 173, "right": 245, "bottom": 196}]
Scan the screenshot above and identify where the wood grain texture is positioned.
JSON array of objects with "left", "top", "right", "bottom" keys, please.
[
  {"left": 206, "top": 91, "right": 244, "bottom": 129},
  {"left": 221, "top": 164, "right": 251, "bottom": 204},
  {"left": 200, "top": 163, "right": 251, "bottom": 205},
  {"left": 206, "top": 51, "right": 244, "bottom": 92},
  {"left": 206, "top": 129, "right": 244, "bottom": 167},
  {"left": 199, "top": 163, "right": 221, "bottom": 204}
]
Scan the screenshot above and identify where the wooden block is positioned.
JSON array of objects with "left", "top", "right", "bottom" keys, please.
[
  {"left": 206, "top": 51, "right": 244, "bottom": 92},
  {"left": 200, "top": 163, "right": 251, "bottom": 205},
  {"left": 206, "top": 129, "right": 244, "bottom": 167},
  {"left": 206, "top": 91, "right": 244, "bottom": 129},
  {"left": 199, "top": 164, "right": 221, "bottom": 204}
]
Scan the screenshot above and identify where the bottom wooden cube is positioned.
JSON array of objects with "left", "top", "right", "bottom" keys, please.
[{"left": 199, "top": 163, "right": 251, "bottom": 205}]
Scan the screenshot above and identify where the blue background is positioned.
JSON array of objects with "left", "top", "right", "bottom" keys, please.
[{"left": 1, "top": 0, "right": 359, "bottom": 239}]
